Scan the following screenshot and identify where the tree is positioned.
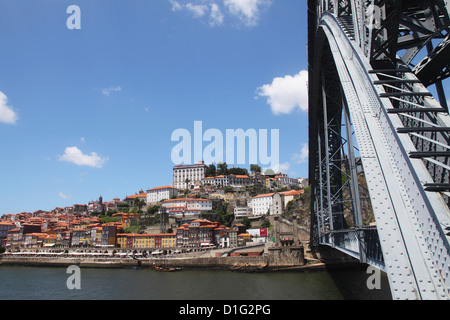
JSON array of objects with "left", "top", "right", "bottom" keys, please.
[
  {"left": 229, "top": 167, "right": 248, "bottom": 175},
  {"left": 261, "top": 219, "right": 271, "bottom": 229},
  {"left": 217, "top": 162, "right": 229, "bottom": 175},
  {"left": 241, "top": 217, "right": 251, "bottom": 229},
  {"left": 212, "top": 199, "right": 234, "bottom": 227},
  {"left": 133, "top": 199, "right": 146, "bottom": 212},
  {"left": 147, "top": 205, "right": 160, "bottom": 215},
  {"left": 206, "top": 163, "right": 217, "bottom": 177},
  {"left": 250, "top": 164, "right": 262, "bottom": 173}
]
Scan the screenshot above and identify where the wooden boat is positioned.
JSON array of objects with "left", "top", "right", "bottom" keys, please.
[{"left": 154, "top": 265, "right": 183, "bottom": 272}]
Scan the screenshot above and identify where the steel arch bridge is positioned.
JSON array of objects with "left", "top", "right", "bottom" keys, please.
[{"left": 308, "top": 0, "right": 450, "bottom": 299}]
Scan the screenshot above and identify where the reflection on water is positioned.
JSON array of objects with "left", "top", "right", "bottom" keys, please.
[{"left": 0, "top": 265, "right": 391, "bottom": 300}]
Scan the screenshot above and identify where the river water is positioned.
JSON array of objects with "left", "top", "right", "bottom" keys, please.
[{"left": 0, "top": 265, "right": 391, "bottom": 300}]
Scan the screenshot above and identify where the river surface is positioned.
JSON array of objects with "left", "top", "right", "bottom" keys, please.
[{"left": 0, "top": 265, "right": 391, "bottom": 300}]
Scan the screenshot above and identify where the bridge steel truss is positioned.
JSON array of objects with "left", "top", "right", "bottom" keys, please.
[{"left": 308, "top": 0, "right": 450, "bottom": 299}]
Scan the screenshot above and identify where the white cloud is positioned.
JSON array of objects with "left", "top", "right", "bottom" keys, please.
[
  {"left": 224, "top": 0, "right": 270, "bottom": 26},
  {"left": 209, "top": 3, "right": 224, "bottom": 26},
  {"left": 271, "top": 162, "right": 291, "bottom": 173},
  {"left": 169, "top": 0, "right": 183, "bottom": 11},
  {"left": 58, "top": 146, "right": 108, "bottom": 168},
  {"left": 102, "top": 86, "right": 122, "bottom": 96},
  {"left": 59, "top": 192, "right": 72, "bottom": 200},
  {"left": 292, "top": 143, "right": 309, "bottom": 164},
  {"left": 0, "top": 91, "right": 18, "bottom": 124},
  {"left": 185, "top": 3, "right": 209, "bottom": 17},
  {"left": 257, "top": 70, "right": 309, "bottom": 115},
  {"left": 167, "top": 0, "right": 269, "bottom": 27}
]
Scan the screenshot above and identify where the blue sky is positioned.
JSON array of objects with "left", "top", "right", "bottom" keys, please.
[{"left": 0, "top": 1, "right": 310, "bottom": 214}]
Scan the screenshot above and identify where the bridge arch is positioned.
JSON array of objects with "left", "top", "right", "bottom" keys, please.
[{"left": 308, "top": 4, "right": 450, "bottom": 300}]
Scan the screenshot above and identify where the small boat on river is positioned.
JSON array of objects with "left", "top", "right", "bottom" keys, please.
[{"left": 154, "top": 265, "right": 183, "bottom": 272}]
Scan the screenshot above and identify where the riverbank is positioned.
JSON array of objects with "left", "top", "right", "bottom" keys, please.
[{"left": 0, "top": 254, "right": 326, "bottom": 273}]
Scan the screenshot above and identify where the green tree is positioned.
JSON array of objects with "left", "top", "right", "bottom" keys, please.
[
  {"left": 229, "top": 167, "right": 248, "bottom": 175},
  {"left": 99, "top": 215, "right": 119, "bottom": 224},
  {"left": 217, "top": 162, "right": 229, "bottom": 175},
  {"left": 211, "top": 199, "right": 234, "bottom": 227},
  {"left": 261, "top": 219, "right": 271, "bottom": 229},
  {"left": 206, "top": 163, "right": 217, "bottom": 177},
  {"left": 250, "top": 164, "right": 262, "bottom": 173},
  {"left": 133, "top": 199, "right": 146, "bottom": 212},
  {"left": 241, "top": 217, "right": 251, "bottom": 229},
  {"left": 147, "top": 205, "right": 160, "bottom": 215}
]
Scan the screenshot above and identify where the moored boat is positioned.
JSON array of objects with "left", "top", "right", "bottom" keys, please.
[{"left": 154, "top": 265, "right": 182, "bottom": 272}]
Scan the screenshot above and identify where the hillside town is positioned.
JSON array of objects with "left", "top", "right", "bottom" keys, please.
[{"left": 0, "top": 162, "right": 308, "bottom": 254}]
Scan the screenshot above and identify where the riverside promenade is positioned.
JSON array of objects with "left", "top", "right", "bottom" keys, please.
[{"left": 0, "top": 243, "right": 326, "bottom": 272}]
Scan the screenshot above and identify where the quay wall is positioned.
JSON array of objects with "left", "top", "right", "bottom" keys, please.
[
  {"left": 0, "top": 252, "right": 320, "bottom": 272},
  {"left": 0, "top": 255, "right": 268, "bottom": 270}
]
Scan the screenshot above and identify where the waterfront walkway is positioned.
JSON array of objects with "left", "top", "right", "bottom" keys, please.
[{"left": 0, "top": 243, "right": 325, "bottom": 272}]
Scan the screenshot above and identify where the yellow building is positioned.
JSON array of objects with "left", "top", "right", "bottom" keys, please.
[
  {"left": 224, "top": 192, "right": 235, "bottom": 202},
  {"left": 116, "top": 233, "right": 176, "bottom": 249},
  {"left": 161, "top": 233, "right": 176, "bottom": 248},
  {"left": 133, "top": 234, "right": 154, "bottom": 248},
  {"left": 265, "top": 177, "right": 271, "bottom": 189},
  {"left": 116, "top": 234, "right": 127, "bottom": 248}
]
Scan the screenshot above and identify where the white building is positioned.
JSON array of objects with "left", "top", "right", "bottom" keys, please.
[
  {"left": 201, "top": 174, "right": 251, "bottom": 188},
  {"left": 173, "top": 161, "right": 208, "bottom": 190},
  {"left": 147, "top": 186, "right": 178, "bottom": 204},
  {"left": 247, "top": 228, "right": 269, "bottom": 243},
  {"left": 234, "top": 207, "right": 252, "bottom": 220},
  {"left": 251, "top": 193, "right": 274, "bottom": 216},
  {"left": 162, "top": 198, "right": 212, "bottom": 219},
  {"left": 251, "top": 193, "right": 283, "bottom": 216},
  {"left": 274, "top": 173, "right": 301, "bottom": 188},
  {"left": 186, "top": 199, "right": 212, "bottom": 211}
]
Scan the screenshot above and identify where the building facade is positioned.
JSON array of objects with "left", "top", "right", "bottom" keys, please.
[
  {"left": 0, "top": 222, "right": 15, "bottom": 246},
  {"left": 274, "top": 173, "right": 301, "bottom": 188},
  {"left": 147, "top": 186, "right": 178, "bottom": 204},
  {"left": 251, "top": 193, "right": 275, "bottom": 216},
  {"left": 176, "top": 219, "right": 221, "bottom": 248},
  {"left": 161, "top": 198, "right": 212, "bottom": 219},
  {"left": 251, "top": 192, "right": 284, "bottom": 216},
  {"left": 116, "top": 233, "right": 176, "bottom": 249},
  {"left": 201, "top": 174, "right": 251, "bottom": 188},
  {"left": 173, "top": 161, "right": 208, "bottom": 190},
  {"left": 234, "top": 207, "right": 252, "bottom": 220},
  {"left": 251, "top": 190, "right": 303, "bottom": 216}
]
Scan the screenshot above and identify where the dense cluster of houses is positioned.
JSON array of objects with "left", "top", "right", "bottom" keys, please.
[
  {"left": 0, "top": 211, "right": 258, "bottom": 251},
  {"left": 0, "top": 212, "right": 138, "bottom": 249},
  {"left": 117, "top": 219, "right": 253, "bottom": 250},
  {"left": 0, "top": 163, "right": 305, "bottom": 251}
]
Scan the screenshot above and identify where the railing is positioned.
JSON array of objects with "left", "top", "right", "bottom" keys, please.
[{"left": 320, "top": 226, "right": 384, "bottom": 269}]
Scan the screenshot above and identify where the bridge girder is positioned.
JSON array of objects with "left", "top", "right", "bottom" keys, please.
[{"left": 308, "top": 0, "right": 450, "bottom": 300}]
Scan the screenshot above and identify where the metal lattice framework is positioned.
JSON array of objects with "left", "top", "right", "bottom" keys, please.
[{"left": 308, "top": 0, "right": 450, "bottom": 299}]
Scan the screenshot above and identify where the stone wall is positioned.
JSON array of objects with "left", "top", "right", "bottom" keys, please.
[
  {"left": 267, "top": 246, "right": 305, "bottom": 267},
  {"left": 0, "top": 250, "right": 307, "bottom": 270}
]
